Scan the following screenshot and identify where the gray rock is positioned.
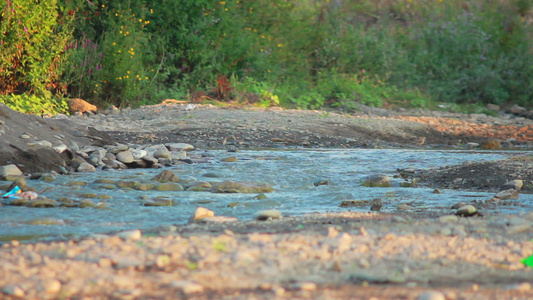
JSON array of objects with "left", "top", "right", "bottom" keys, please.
[
  {"left": 255, "top": 209, "right": 282, "bottom": 221},
  {"left": 211, "top": 181, "right": 274, "bottom": 193},
  {"left": 153, "top": 148, "right": 171, "bottom": 159},
  {"left": 314, "top": 179, "right": 331, "bottom": 186},
  {"left": 116, "top": 150, "right": 134, "bottom": 163},
  {"left": 500, "top": 179, "right": 523, "bottom": 191},
  {"left": 2, "top": 285, "right": 25, "bottom": 297},
  {"left": 494, "top": 189, "right": 519, "bottom": 200},
  {"left": 53, "top": 144, "right": 68, "bottom": 153},
  {"left": 77, "top": 162, "right": 96, "bottom": 172},
  {"left": 464, "top": 142, "right": 479, "bottom": 149},
  {"left": 0, "top": 164, "right": 23, "bottom": 180},
  {"left": 156, "top": 182, "right": 184, "bottom": 191},
  {"left": 167, "top": 143, "right": 194, "bottom": 151},
  {"left": 152, "top": 170, "right": 179, "bottom": 182},
  {"left": 131, "top": 149, "right": 147, "bottom": 159},
  {"left": 362, "top": 174, "right": 391, "bottom": 187},
  {"left": 456, "top": 205, "right": 477, "bottom": 217},
  {"left": 370, "top": 198, "right": 383, "bottom": 211},
  {"left": 108, "top": 144, "right": 129, "bottom": 154}
]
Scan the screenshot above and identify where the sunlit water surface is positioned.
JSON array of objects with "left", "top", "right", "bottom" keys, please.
[{"left": 1, "top": 149, "right": 530, "bottom": 242}]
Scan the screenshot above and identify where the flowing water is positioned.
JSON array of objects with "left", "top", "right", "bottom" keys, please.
[{"left": 1, "top": 149, "right": 530, "bottom": 242}]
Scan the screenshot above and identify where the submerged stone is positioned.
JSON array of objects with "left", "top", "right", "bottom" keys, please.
[
  {"left": 211, "top": 181, "right": 274, "bottom": 193},
  {"left": 156, "top": 182, "right": 184, "bottom": 191},
  {"left": 362, "top": 174, "right": 391, "bottom": 187},
  {"left": 152, "top": 170, "right": 179, "bottom": 183},
  {"left": 26, "top": 198, "right": 57, "bottom": 208}
]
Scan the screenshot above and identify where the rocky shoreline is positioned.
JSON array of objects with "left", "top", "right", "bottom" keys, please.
[{"left": 1, "top": 102, "right": 533, "bottom": 299}]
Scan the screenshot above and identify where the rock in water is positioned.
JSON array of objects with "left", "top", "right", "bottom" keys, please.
[
  {"left": 362, "top": 174, "right": 391, "bottom": 187},
  {"left": 456, "top": 205, "right": 477, "bottom": 217},
  {"left": 211, "top": 181, "right": 274, "bottom": 193},
  {"left": 370, "top": 198, "right": 383, "bottom": 211},
  {"left": 152, "top": 170, "right": 179, "bottom": 182}
]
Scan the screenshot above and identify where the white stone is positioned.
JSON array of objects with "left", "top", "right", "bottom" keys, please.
[
  {"left": 116, "top": 229, "right": 142, "bottom": 241},
  {"left": 131, "top": 149, "right": 147, "bottom": 160},
  {"left": 456, "top": 205, "right": 476, "bottom": 217},
  {"left": 0, "top": 164, "right": 23, "bottom": 178},
  {"left": 167, "top": 143, "right": 195, "bottom": 151}
]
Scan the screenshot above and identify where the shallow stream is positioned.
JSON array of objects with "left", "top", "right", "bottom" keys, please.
[{"left": 1, "top": 149, "right": 530, "bottom": 242}]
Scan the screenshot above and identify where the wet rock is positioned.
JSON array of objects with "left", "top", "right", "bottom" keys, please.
[
  {"left": 370, "top": 198, "right": 383, "bottom": 212},
  {"left": 221, "top": 156, "right": 238, "bottom": 162},
  {"left": 451, "top": 202, "right": 467, "bottom": 209},
  {"left": 117, "top": 229, "right": 142, "bottom": 241},
  {"left": 188, "top": 207, "right": 215, "bottom": 223},
  {"left": 211, "top": 181, "right": 274, "bottom": 193},
  {"left": 362, "top": 174, "right": 391, "bottom": 187},
  {"left": 152, "top": 170, "right": 179, "bottom": 182},
  {"left": 314, "top": 179, "right": 331, "bottom": 186},
  {"left": 79, "top": 199, "right": 97, "bottom": 208},
  {"left": 10, "top": 198, "right": 29, "bottom": 206},
  {"left": 39, "top": 173, "right": 57, "bottom": 182},
  {"left": 186, "top": 181, "right": 212, "bottom": 189},
  {"left": 254, "top": 194, "right": 268, "bottom": 200},
  {"left": 117, "top": 180, "right": 140, "bottom": 189},
  {"left": 7, "top": 177, "right": 28, "bottom": 192},
  {"left": 432, "top": 189, "right": 442, "bottom": 194},
  {"left": 156, "top": 182, "right": 184, "bottom": 191},
  {"left": 136, "top": 183, "right": 156, "bottom": 191},
  {"left": 58, "top": 198, "right": 78, "bottom": 207},
  {"left": 144, "top": 199, "right": 174, "bottom": 206},
  {"left": 94, "top": 179, "right": 116, "bottom": 184},
  {"left": 26, "top": 198, "right": 57, "bottom": 208},
  {"left": 0, "top": 164, "right": 23, "bottom": 180},
  {"left": 77, "top": 162, "right": 96, "bottom": 172},
  {"left": 255, "top": 209, "right": 282, "bottom": 221},
  {"left": 202, "top": 172, "right": 222, "bottom": 178},
  {"left": 340, "top": 200, "right": 370, "bottom": 207},
  {"left": 456, "top": 205, "right": 477, "bottom": 217},
  {"left": 493, "top": 189, "right": 519, "bottom": 200},
  {"left": 116, "top": 150, "right": 134, "bottom": 163}
]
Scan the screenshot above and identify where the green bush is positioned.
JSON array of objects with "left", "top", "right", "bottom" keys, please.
[{"left": 0, "top": 0, "right": 73, "bottom": 113}]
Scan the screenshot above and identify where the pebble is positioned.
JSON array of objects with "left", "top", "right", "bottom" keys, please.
[
  {"left": 370, "top": 198, "right": 383, "bottom": 211},
  {"left": 116, "top": 229, "right": 142, "bottom": 241},
  {"left": 255, "top": 209, "right": 282, "bottom": 221},
  {"left": 2, "top": 284, "right": 25, "bottom": 297},
  {"left": 44, "top": 279, "right": 62, "bottom": 294},
  {"left": 153, "top": 148, "right": 171, "bottom": 159},
  {"left": 417, "top": 290, "right": 445, "bottom": 300},
  {"left": 170, "top": 280, "right": 204, "bottom": 294}
]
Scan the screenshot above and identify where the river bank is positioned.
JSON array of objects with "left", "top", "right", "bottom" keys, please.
[{"left": 1, "top": 102, "right": 533, "bottom": 299}]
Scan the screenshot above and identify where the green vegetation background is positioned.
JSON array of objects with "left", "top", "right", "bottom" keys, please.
[{"left": 0, "top": 0, "right": 532, "bottom": 114}]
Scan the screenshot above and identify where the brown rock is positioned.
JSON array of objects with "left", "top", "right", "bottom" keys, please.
[{"left": 67, "top": 98, "right": 97, "bottom": 114}]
